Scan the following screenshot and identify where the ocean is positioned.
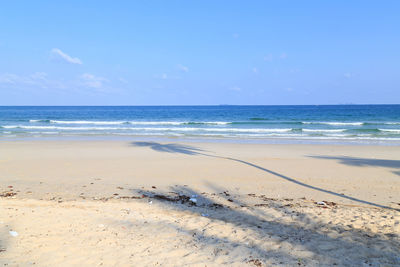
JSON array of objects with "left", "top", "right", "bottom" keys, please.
[{"left": 1, "top": 105, "right": 400, "bottom": 144}]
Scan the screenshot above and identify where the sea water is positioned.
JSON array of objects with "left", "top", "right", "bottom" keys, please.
[{"left": 1, "top": 105, "right": 400, "bottom": 144}]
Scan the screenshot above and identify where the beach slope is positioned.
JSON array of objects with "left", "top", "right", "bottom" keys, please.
[{"left": 0, "top": 140, "right": 399, "bottom": 266}]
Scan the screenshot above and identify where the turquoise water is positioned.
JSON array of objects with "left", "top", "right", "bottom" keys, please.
[{"left": 1, "top": 105, "right": 400, "bottom": 143}]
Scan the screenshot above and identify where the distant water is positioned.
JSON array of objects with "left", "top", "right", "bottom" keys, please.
[{"left": 1, "top": 105, "right": 400, "bottom": 144}]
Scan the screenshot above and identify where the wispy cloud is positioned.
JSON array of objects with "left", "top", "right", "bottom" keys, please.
[
  {"left": 0, "top": 72, "right": 48, "bottom": 85},
  {"left": 81, "top": 73, "right": 107, "bottom": 88},
  {"left": 344, "top": 73, "right": 353, "bottom": 78},
  {"left": 230, "top": 86, "right": 242, "bottom": 92},
  {"left": 252, "top": 67, "right": 259, "bottom": 74},
  {"left": 51, "top": 48, "right": 82, "bottom": 65},
  {"left": 0, "top": 72, "right": 67, "bottom": 89},
  {"left": 177, "top": 64, "right": 189, "bottom": 72},
  {"left": 30, "top": 72, "right": 48, "bottom": 81},
  {"left": 153, "top": 74, "right": 166, "bottom": 80},
  {"left": 118, "top": 77, "right": 128, "bottom": 84},
  {"left": 154, "top": 73, "right": 181, "bottom": 80},
  {"left": 0, "top": 73, "right": 20, "bottom": 84},
  {"left": 0, "top": 72, "right": 115, "bottom": 93}
]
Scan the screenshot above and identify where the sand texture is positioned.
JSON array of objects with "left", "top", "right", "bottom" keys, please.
[{"left": 0, "top": 140, "right": 399, "bottom": 266}]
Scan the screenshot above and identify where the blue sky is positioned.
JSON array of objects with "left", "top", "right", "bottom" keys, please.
[{"left": 0, "top": 1, "right": 399, "bottom": 105}]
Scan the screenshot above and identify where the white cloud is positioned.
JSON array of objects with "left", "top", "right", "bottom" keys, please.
[
  {"left": 230, "top": 86, "right": 242, "bottom": 92},
  {"left": 118, "top": 77, "right": 128, "bottom": 84},
  {"left": 30, "top": 72, "right": 48, "bottom": 80},
  {"left": 280, "top": 53, "right": 288, "bottom": 59},
  {"left": 0, "top": 72, "right": 115, "bottom": 92},
  {"left": 0, "top": 72, "right": 48, "bottom": 85},
  {"left": 344, "top": 73, "right": 353, "bottom": 78},
  {"left": 0, "top": 73, "right": 20, "bottom": 84},
  {"left": 252, "top": 67, "right": 258, "bottom": 74},
  {"left": 51, "top": 48, "right": 82, "bottom": 65},
  {"left": 81, "top": 73, "right": 107, "bottom": 88},
  {"left": 154, "top": 73, "right": 182, "bottom": 80},
  {"left": 157, "top": 73, "right": 168, "bottom": 79},
  {"left": 177, "top": 64, "right": 189, "bottom": 72},
  {"left": 0, "top": 72, "right": 69, "bottom": 90}
]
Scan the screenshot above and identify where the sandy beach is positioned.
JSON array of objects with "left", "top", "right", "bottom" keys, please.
[
  {"left": 2, "top": 0, "right": 400, "bottom": 265},
  {"left": 1, "top": 140, "right": 399, "bottom": 266}
]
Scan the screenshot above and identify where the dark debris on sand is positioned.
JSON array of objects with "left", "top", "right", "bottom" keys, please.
[
  {"left": 247, "top": 258, "right": 263, "bottom": 267},
  {"left": 0, "top": 191, "right": 17, "bottom": 197}
]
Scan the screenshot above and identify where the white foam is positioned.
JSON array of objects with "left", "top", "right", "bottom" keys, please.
[
  {"left": 132, "top": 121, "right": 183, "bottom": 125},
  {"left": 302, "top": 122, "right": 363, "bottom": 126},
  {"left": 201, "top": 128, "right": 293, "bottom": 133},
  {"left": 4, "top": 126, "right": 119, "bottom": 130},
  {"left": 3, "top": 125, "right": 294, "bottom": 133},
  {"left": 50, "top": 120, "right": 127, "bottom": 125},
  {"left": 28, "top": 131, "right": 59, "bottom": 135},
  {"left": 202, "top": 122, "right": 229, "bottom": 125},
  {"left": 47, "top": 120, "right": 230, "bottom": 126},
  {"left": 384, "top": 122, "right": 400, "bottom": 125},
  {"left": 4, "top": 124, "right": 400, "bottom": 142},
  {"left": 379, "top": 129, "right": 400, "bottom": 133},
  {"left": 302, "top": 129, "right": 346, "bottom": 133}
]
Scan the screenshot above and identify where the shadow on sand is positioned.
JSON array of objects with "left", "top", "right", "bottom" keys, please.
[
  {"left": 308, "top": 155, "right": 400, "bottom": 169},
  {"left": 308, "top": 155, "right": 400, "bottom": 177},
  {"left": 127, "top": 184, "right": 400, "bottom": 265},
  {"left": 133, "top": 141, "right": 206, "bottom": 155},
  {"left": 131, "top": 141, "right": 399, "bottom": 211},
  {"left": 0, "top": 224, "right": 11, "bottom": 264}
]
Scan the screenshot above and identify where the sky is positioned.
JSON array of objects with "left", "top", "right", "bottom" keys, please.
[{"left": 0, "top": 1, "right": 399, "bottom": 105}]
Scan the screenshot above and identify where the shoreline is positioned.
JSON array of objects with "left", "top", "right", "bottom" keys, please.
[{"left": 2, "top": 134, "right": 400, "bottom": 146}]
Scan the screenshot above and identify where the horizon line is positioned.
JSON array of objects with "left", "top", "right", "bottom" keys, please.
[{"left": 0, "top": 104, "right": 399, "bottom": 107}]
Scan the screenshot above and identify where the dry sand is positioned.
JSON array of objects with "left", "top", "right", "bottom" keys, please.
[{"left": 0, "top": 140, "right": 399, "bottom": 266}]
